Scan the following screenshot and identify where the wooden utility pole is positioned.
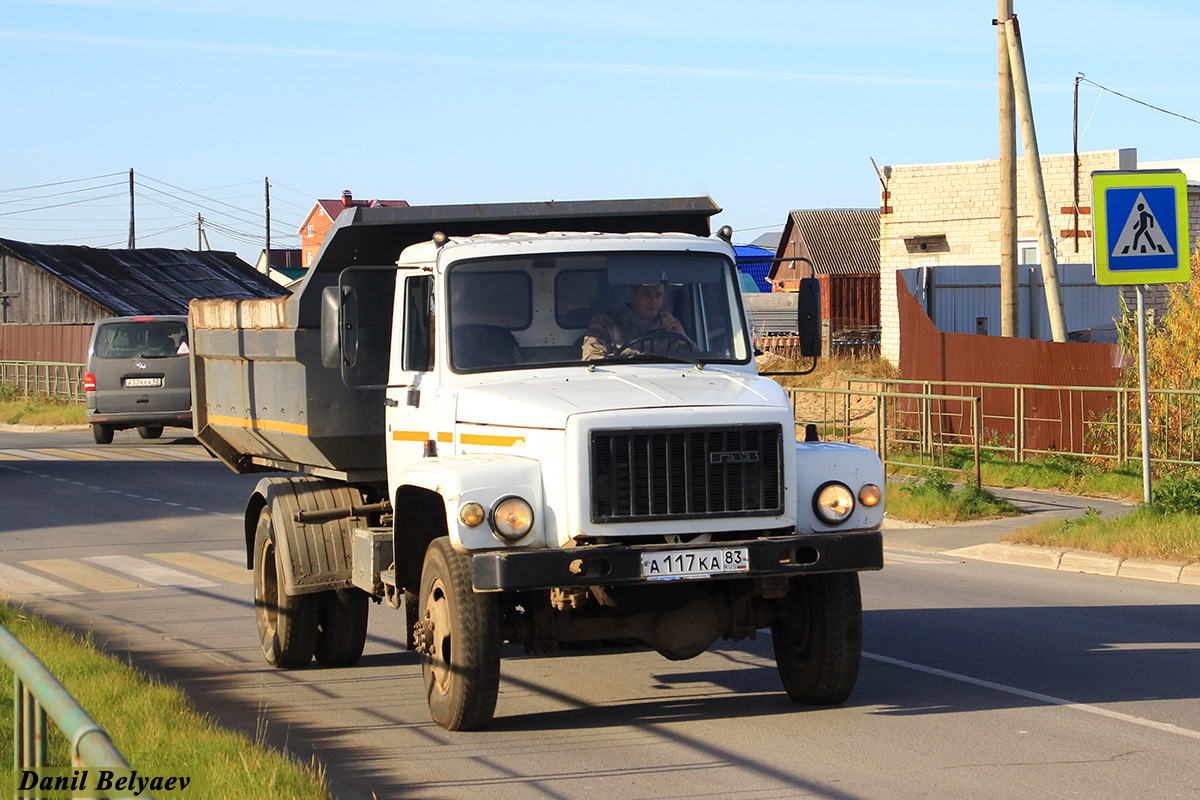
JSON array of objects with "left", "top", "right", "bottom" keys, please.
[
  {"left": 264, "top": 177, "right": 271, "bottom": 275},
  {"left": 1004, "top": 16, "right": 1068, "bottom": 343},
  {"left": 127, "top": 168, "right": 135, "bottom": 249},
  {"left": 998, "top": 1, "right": 1018, "bottom": 337}
]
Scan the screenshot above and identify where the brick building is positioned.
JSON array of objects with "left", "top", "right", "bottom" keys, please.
[
  {"left": 298, "top": 191, "right": 409, "bottom": 269},
  {"left": 877, "top": 148, "right": 1200, "bottom": 365}
]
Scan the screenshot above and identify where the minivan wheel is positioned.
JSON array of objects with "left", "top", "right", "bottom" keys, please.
[
  {"left": 137, "top": 425, "right": 163, "bottom": 439},
  {"left": 91, "top": 423, "right": 113, "bottom": 445}
]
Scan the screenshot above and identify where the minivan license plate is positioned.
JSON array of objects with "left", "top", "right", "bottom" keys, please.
[
  {"left": 641, "top": 547, "right": 749, "bottom": 581},
  {"left": 124, "top": 377, "right": 162, "bottom": 387}
]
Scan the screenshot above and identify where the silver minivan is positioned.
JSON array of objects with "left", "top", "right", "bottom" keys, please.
[{"left": 84, "top": 316, "right": 193, "bottom": 444}]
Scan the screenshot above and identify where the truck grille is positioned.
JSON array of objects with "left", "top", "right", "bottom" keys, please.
[{"left": 590, "top": 424, "right": 784, "bottom": 522}]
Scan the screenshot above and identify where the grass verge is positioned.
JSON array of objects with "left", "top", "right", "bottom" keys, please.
[
  {"left": 1004, "top": 506, "right": 1200, "bottom": 563},
  {"left": 885, "top": 472, "right": 1023, "bottom": 524},
  {"left": 0, "top": 386, "right": 86, "bottom": 427},
  {"left": 888, "top": 449, "right": 1143, "bottom": 502},
  {"left": 0, "top": 602, "right": 331, "bottom": 799}
]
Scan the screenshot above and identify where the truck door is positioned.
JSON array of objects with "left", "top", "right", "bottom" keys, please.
[{"left": 385, "top": 273, "right": 443, "bottom": 480}]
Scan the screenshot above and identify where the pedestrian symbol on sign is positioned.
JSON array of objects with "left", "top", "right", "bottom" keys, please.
[{"left": 1111, "top": 190, "right": 1175, "bottom": 260}]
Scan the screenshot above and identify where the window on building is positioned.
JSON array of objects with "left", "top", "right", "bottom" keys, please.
[{"left": 1018, "top": 239, "right": 1039, "bottom": 266}]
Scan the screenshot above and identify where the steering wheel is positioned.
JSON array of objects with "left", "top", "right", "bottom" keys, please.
[{"left": 617, "top": 331, "right": 693, "bottom": 355}]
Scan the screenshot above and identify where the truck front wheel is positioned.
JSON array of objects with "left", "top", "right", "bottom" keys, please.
[
  {"left": 772, "top": 572, "right": 863, "bottom": 705},
  {"left": 253, "top": 507, "right": 319, "bottom": 668},
  {"left": 416, "top": 537, "right": 501, "bottom": 731}
]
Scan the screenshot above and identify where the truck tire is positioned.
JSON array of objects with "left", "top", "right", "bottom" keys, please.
[
  {"left": 92, "top": 423, "right": 113, "bottom": 445},
  {"left": 418, "top": 537, "right": 501, "bottom": 731},
  {"left": 253, "top": 507, "right": 319, "bottom": 668},
  {"left": 314, "top": 588, "right": 370, "bottom": 667},
  {"left": 772, "top": 572, "right": 863, "bottom": 705},
  {"left": 137, "top": 425, "right": 163, "bottom": 439}
]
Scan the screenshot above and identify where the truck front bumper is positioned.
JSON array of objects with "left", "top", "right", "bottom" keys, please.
[{"left": 472, "top": 530, "right": 882, "bottom": 592}]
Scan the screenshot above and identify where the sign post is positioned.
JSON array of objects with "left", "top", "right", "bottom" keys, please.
[{"left": 1092, "top": 169, "right": 1191, "bottom": 505}]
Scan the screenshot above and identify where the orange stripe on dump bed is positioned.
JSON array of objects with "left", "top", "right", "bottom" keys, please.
[
  {"left": 207, "top": 414, "right": 308, "bottom": 436},
  {"left": 392, "top": 430, "right": 431, "bottom": 442}
]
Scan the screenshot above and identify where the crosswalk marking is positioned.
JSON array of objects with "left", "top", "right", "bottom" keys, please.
[
  {"left": 84, "top": 555, "right": 219, "bottom": 588},
  {"left": 206, "top": 549, "right": 245, "bottom": 564},
  {"left": 0, "top": 563, "right": 80, "bottom": 595},
  {"left": 34, "top": 448, "right": 104, "bottom": 461},
  {"left": 150, "top": 552, "right": 251, "bottom": 584},
  {"left": 0, "top": 449, "right": 59, "bottom": 461},
  {"left": 23, "top": 559, "right": 148, "bottom": 593},
  {"left": 0, "top": 446, "right": 210, "bottom": 463}
]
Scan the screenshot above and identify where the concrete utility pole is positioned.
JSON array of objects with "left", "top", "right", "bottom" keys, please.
[
  {"left": 1004, "top": 15, "right": 1068, "bottom": 342},
  {"left": 264, "top": 176, "right": 271, "bottom": 275},
  {"left": 998, "top": 0, "right": 1018, "bottom": 337},
  {"left": 127, "top": 168, "right": 135, "bottom": 249}
]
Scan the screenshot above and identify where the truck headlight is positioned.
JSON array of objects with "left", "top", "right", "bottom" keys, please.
[
  {"left": 490, "top": 496, "right": 534, "bottom": 542},
  {"left": 813, "top": 482, "right": 855, "bottom": 525}
]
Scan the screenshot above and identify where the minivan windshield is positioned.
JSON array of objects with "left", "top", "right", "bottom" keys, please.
[
  {"left": 445, "top": 251, "right": 750, "bottom": 372},
  {"left": 94, "top": 320, "right": 189, "bottom": 359}
]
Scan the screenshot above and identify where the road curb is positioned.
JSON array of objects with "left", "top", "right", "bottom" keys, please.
[{"left": 944, "top": 542, "right": 1199, "bottom": 587}]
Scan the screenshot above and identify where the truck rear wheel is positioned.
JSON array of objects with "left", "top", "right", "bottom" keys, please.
[
  {"left": 417, "top": 537, "right": 500, "bottom": 731},
  {"left": 314, "top": 588, "right": 370, "bottom": 667},
  {"left": 253, "top": 507, "right": 319, "bottom": 668},
  {"left": 772, "top": 572, "right": 863, "bottom": 705}
]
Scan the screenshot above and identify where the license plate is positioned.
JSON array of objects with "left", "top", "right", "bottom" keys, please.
[
  {"left": 124, "top": 377, "right": 162, "bottom": 387},
  {"left": 641, "top": 547, "right": 750, "bottom": 581}
]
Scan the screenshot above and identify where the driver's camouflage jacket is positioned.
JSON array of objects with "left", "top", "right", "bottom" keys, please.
[{"left": 581, "top": 304, "right": 692, "bottom": 360}]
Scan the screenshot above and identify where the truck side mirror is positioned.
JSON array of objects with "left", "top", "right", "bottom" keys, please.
[
  {"left": 321, "top": 285, "right": 357, "bottom": 368},
  {"left": 797, "top": 277, "right": 821, "bottom": 358}
]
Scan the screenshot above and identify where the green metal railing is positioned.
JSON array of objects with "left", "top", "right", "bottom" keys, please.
[
  {"left": 0, "top": 624, "right": 137, "bottom": 799},
  {"left": 780, "top": 378, "right": 1200, "bottom": 476},
  {"left": 787, "top": 385, "right": 983, "bottom": 483},
  {"left": 0, "top": 362, "right": 86, "bottom": 403}
]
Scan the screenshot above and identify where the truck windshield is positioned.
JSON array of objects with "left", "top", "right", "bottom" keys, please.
[{"left": 446, "top": 251, "right": 751, "bottom": 372}]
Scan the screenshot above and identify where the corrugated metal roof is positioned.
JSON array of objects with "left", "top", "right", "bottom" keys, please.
[
  {"left": 734, "top": 244, "right": 773, "bottom": 292},
  {"left": 789, "top": 208, "right": 880, "bottom": 275},
  {"left": 0, "top": 238, "right": 287, "bottom": 316}
]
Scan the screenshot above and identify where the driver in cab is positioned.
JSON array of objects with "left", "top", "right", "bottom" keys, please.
[{"left": 582, "top": 283, "right": 693, "bottom": 360}]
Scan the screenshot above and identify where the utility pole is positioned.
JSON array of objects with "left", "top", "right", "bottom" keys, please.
[
  {"left": 997, "top": 0, "right": 1018, "bottom": 337},
  {"left": 1004, "top": 15, "right": 1068, "bottom": 343},
  {"left": 197, "top": 213, "right": 203, "bottom": 250},
  {"left": 1072, "top": 75, "right": 1082, "bottom": 254},
  {"left": 264, "top": 177, "right": 271, "bottom": 275},
  {"left": 127, "top": 168, "right": 135, "bottom": 249}
]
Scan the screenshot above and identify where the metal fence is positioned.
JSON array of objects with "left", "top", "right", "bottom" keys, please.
[
  {"left": 1, "top": 624, "right": 138, "bottom": 799},
  {"left": 0, "top": 362, "right": 86, "bottom": 403},
  {"left": 781, "top": 379, "right": 1200, "bottom": 480}
]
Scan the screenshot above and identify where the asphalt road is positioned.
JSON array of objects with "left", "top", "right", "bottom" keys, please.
[{"left": 2, "top": 429, "right": 1198, "bottom": 800}]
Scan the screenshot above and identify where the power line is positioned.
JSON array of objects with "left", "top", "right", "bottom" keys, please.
[
  {"left": 0, "top": 172, "right": 126, "bottom": 195},
  {"left": 0, "top": 191, "right": 126, "bottom": 218},
  {"left": 1077, "top": 74, "right": 1200, "bottom": 127}
]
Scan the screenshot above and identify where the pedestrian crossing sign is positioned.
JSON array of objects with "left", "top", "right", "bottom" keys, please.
[{"left": 1092, "top": 170, "right": 1190, "bottom": 285}]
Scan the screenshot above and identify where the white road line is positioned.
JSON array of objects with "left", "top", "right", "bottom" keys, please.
[
  {"left": 206, "top": 550, "right": 245, "bottom": 564},
  {"left": 0, "top": 563, "right": 80, "bottom": 595},
  {"left": 883, "top": 551, "right": 957, "bottom": 565},
  {"left": 84, "top": 556, "right": 218, "bottom": 589},
  {"left": 863, "top": 651, "right": 1200, "bottom": 741}
]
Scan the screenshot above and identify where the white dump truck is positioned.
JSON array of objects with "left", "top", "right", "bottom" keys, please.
[{"left": 189, "top": 197, "right": 884, "bottom": 731}]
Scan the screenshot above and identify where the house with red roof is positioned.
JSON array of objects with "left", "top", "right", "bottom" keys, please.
[{"left": 297, "top": 191, "right": 409, "bottom": 268}]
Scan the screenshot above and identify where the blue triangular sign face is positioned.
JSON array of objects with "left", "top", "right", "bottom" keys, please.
[{"left": 1111, "top": 191, "right": 1174, "bottom": 257}]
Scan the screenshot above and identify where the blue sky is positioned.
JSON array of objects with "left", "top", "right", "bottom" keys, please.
[{"left": 0, "top": 0, "right": 1196, "bottom": 263}]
